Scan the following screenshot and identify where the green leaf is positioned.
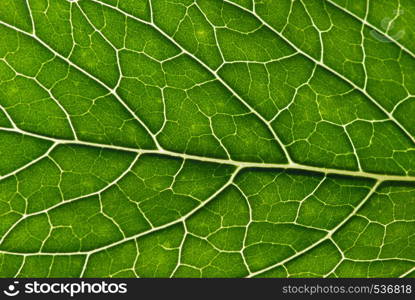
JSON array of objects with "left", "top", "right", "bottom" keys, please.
[{"left": 0, "top": 0, "right": 414, "bottom": 278}]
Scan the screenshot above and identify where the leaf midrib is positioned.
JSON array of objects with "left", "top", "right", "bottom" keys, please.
[{"left": 1, "top": 125, "right": 414, "bottom": 182}]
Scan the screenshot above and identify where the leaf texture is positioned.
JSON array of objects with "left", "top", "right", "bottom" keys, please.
[{"left": 0, "top": 0, "right": 414, "bottom": 278}]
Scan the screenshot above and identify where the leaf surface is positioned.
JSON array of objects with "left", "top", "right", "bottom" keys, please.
[{"left": 0, "top": 0, "right": 414, "bottom": 278}]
